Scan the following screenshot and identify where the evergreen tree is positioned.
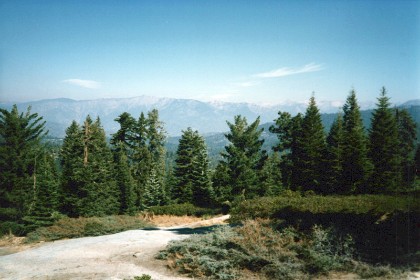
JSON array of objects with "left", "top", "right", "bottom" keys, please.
[
  {"left": 221, "top": 115, "right": 266, "bottom": 199},
  {"left": 298, "top": 96, "right": 327, "bottom": 192},
  {"left": 142, "top": 167, "right": 167, "bottom": 208},
  {"left": 131, "top": 112, "right": 152, "bottom": 209},
  {"left": 0, "top": 105, "right": 47, "bottom": 233},
  {"left": 60, "top": 121, "right": 84, "bottom": 216},
  {"left": 114, "top": 142, "right": 136, "bottom": 215},
  {"left": 61, "top": 116, "right": 120, "bottom": 217},
  {"left": 395, "top": 109, "right": 417, "bottom": 187},
  {"left": 368, "top": 88, "right": 400, "bottom": 192},
  {"left": 111, "top": 112, "right": 136, "bottom": 155},
  {"left": 325, "top": 114, "right": 345, "bottom": 194},
  {"left": 78, "top": 116, "right": 120, "bottom": 216},
  {"left": 23, "top": 150, "right": 60, "bottom": 231},
  {"left": 341, "top": 90, "right": 372, "bottom": 194},
  {"left": 173, "top": 128, "right": 213, "bottom": 207},
  {"left": 258, "top": 152, "right": 283, "bottom": 196},
  {"left": 270, "top": 112, "right": 305, "bottom": 190},
  {"left": 212, "top": 162, "right": 232, "bottom": 203}
]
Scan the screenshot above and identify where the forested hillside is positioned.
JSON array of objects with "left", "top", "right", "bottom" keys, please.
[{"left": 1, "top": 88, "right": 418, "bottom": 236}]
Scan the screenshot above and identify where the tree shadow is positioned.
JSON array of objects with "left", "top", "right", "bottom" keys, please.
[{"left": 142, "top": 225, "right": 223, "bottom": 235}]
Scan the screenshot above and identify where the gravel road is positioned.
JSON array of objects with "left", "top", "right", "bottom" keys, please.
[{"left": 0, "top": 215, "right": 229, "bottom": 280}]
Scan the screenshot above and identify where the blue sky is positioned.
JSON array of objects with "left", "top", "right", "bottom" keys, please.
[{"left": 0, "top": 0, "right": 419, "bottom": 104}]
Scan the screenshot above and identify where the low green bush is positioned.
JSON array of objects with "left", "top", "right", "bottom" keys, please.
[
  {"left": 26, "top": 215, "right": 151, "bottom": 242},
  {"left": 157, "top": 220, "right": 379, "bottom": 279},
  {"left": 148, "top": 203, "right": 220, "bottom": 217},
  {"left": 230, "top": 194, "right": 419, "bottom": 265}
]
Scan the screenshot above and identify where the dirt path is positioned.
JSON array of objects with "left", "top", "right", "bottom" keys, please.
[{"left": 0, "top": 215, "right": 230, "bottom": 280}]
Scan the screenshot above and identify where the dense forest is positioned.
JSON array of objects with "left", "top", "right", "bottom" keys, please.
[{"left": 0, "top": 88, "right": 418, "bottom": 235}]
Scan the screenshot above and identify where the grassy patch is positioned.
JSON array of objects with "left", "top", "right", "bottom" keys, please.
[
  {"left": 26, "top": 215, "right": 152, "bottom": 243},
  {"left": 158, "top": 219, "right": 407, "bottom": 279}
]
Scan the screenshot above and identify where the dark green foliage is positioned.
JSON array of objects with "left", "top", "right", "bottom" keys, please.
[
  {"left": 270, "top": 112, "right": 305, "bottom": 190},
  {"left": 258, "top": 152, "right": 283, "bottom": 196},
  {"left": 231, "top": 194, "right": 419, "bottom": 265},
  {"left": 110, "top": 112, "right": 136, "bottom": 153},
  {"left": 325, "top": 114, "right": 344, "bottom": 194},
  {"left": 173, "top": 128, "right": 213, "bottom": 207},
  {"left": 298, "top": 96, "right": 327, "bottom": 193},
  {"left": 341, "top": 90, "right": 372, "bottom": 194},
  {"left": 0, "top": 105, "right": 47, "bottom": 234},
  {"left": 60, "top": 116, "right": 120, "bottom": 217},
  {"left": 212, "top": 162, "right": 232, "bottom": 203},
  {"left": 23, "top": 150, "right": 60, "bottom": 232},
  {"left": 60, "top": 121, "right": 84, "bottom": 216},
  {"left": 395, "top": 108, "right": 417, "bottom": 187},
  {"left": 215, "top": 115, "right": 267, "bottom": 200},
  {"left": 142, "top": 167, "right": 167, "bottom": 208},
  {"left": 113, "top": 142, "right": 136, "bottom": 215},
  {"left": 368, "top": 88, "right": 401, "bottom": 192}
]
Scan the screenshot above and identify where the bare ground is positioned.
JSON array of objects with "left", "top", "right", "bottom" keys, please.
[{"left": 0, "top": 215, "right": 230, "bottom": 280}]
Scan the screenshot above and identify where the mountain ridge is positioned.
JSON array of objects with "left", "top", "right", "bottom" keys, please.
[{"left": 0, "top": 96, "right": 418, "bottom": 137}]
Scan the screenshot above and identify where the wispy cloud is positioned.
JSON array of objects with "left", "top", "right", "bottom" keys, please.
[
  {"left": 62, "top": 79, "right": 101, "bottom": 89},
  {"left": 254, "top": 63, "right": 324, "bottom": 78}
]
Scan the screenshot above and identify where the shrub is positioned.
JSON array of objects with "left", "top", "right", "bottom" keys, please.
[
  {"left": 26, "top": 215, "right": 151, "bottom": 242},
  {"left": 230, "top": 194, "right": 419, "bottom": 265},
  {"left": 159, "top": 219, "right": 410, "bottom": 279},
  {"left": 148, "top": 203, "right": 220, "bottom": 217}
]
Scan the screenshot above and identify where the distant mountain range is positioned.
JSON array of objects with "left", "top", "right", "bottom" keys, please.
[{"left": 0, "top": 96, "right": 418, "bottom": 138}]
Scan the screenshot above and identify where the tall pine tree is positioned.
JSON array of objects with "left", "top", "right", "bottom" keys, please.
[
  {"left": 395, "top": 109, "right": 417, "bottom": 188},
  {"left": 341, "top": 90, "right": 372, "bottom": 194},
  {"left": 173, "top": 128, "right": 213, "bottom": 207},
  {"left": 325, "top": 114, "right": 345, "bottom": 194},
  {"left": 0, "top": 105, "right": 47, "bottom": 234},
  {"left": 299, "top": 96, "right": 327, "bottom": 193},
  {"left": 368, "top": 88, "right": 400, "bottom": 192},
  {"left": 219, "top": 115, "right": 266, "bottom": 199}
]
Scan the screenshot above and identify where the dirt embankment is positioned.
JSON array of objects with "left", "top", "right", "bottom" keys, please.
[{"left": 0, "top": 215, "right": 230, "bottom": 280}]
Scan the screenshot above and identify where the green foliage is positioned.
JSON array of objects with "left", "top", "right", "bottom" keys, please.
[
  {"left": 172, "top": 128, "right": 214, "bottom": 207},
  {"left": 148, "top": 203, "right": 219, "bottom": 217},
  {"left": 325, "top": 114, "right": 344, "bottom": 194},
  {"left": 215, "top": 115, "right": 267, "bottom": 200},
  {"left": 0, "top": 105, "right": 48, "bottom": 234},
  {"left": 26, "top": 215, "right": 151, "bottom": 242},
  {"left": 231, "top": 194, "right": 419, "bottom": 265},
  {"left": 341, "top": 90, "right": 372, "bottom": 193},
  {"left": 368, "top": 88, "right": 401, "bottom": 192},
  {"left": 298, "top": 96, "right": 327, "bottom": 193},
  {"left": 60, "top": 116, "right": 121, "bottom": 217},
  {"left": 113, "top": 142, "right": 136, "bottom": 215},
  {"left": 133, "top": 275, "right": 153, "bottom": 280},
  {"left": 159, "top": 220, "right": 384, "bottom": 279},
  {"left": 395, "top": 108, "right": 417, "bottom": 188},
  {"left": 231, "top": 194, "right": 418, "bottom": 222}
]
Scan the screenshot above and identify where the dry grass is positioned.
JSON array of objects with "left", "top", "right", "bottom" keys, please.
[
  {"left": 0, "top": 233, "right": 25, "bottom": 247},
  {"left": 144, "top": 214, "right": 207, "bottom": 227}
]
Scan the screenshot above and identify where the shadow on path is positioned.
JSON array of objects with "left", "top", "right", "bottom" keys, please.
[{"left": 143, "top": 225, "right": 224, "bottom": 235}]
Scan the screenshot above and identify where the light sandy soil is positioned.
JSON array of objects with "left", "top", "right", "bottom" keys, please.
[{"left": 0, "top": 215, "right": 230, "bottom": 280}]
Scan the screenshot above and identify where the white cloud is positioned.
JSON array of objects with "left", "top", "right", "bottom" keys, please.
[
  {"left": 254, "top": 63, "right": 324, "bottom": 78},
  {"left": 62, "top": 79, "right": 101, "bottom": 89}
]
